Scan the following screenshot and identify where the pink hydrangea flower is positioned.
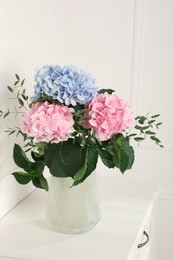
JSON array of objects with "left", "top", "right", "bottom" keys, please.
[
  {"left": 22, "top": 101, "right": 74, "bottom": 143},
  {"left": 86, "top": 93, "right": 135, "bottom": 141}
]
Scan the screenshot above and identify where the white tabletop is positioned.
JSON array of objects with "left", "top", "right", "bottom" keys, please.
[{"left": 0, "top": 174, "right": 158, "bottom": 260}]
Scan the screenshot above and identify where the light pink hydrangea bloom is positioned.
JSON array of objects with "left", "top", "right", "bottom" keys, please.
[
  {"left": 87, "top": 93, "right": 135, "bottom": 141},
  {"left": 22, "top": 101, "right": 74, "bottom": 143}
]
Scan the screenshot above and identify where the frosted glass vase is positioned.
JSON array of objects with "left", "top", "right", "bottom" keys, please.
[{"left": 46, "top": 172, "right": 101, "bottom": 234}]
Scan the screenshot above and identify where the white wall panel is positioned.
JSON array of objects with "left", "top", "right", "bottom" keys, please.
[
  {"left": 139, "top": 0, "right": 173, "bottom": 150},
  {"left": 50, "top": 0, "right": 135, "bottom": 100}
]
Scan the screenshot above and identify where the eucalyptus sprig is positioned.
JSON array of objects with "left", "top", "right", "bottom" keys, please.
[
  {"left": 128, "top": 113, "right": 163, "bottom": 148},
  {"left": 0, "top": 74, "right": 29, "bottom": 120}
]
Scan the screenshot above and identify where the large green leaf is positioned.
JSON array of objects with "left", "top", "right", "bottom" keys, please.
[
  {"left": 44, "top": 139, "right": 82, "bottom": 178},
  {"left": 85, "top": 145, "right": 98, "bottom": 176},
  {"left": 108, "top": 134, "right": 134, "bottom": 173},
  {"left": 13, "top": 144, "right": 32, "bottom": 172},
  {"left": 72, "top": 147, "right": 88, "bottom": 186},
  {"left": 97, "top": 147, "right": 115, "bottom": 168},
  {"left": 72, "top": 145, "right": 98, "bottom": 186}
]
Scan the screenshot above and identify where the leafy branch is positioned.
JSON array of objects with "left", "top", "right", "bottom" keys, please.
[
  {"left": 0, "top": 74, "right": 29, "bottom": 119},
  {"left": 12, "top": 144, "right": 48, "bottom": 191},
  {"left": 127, "top": 113, "right": 163, "bottom": 147}
]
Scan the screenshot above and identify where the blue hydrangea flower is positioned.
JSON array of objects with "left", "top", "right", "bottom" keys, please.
[{"left": 32, "top": 65, "right": 98, "bottom": 106}]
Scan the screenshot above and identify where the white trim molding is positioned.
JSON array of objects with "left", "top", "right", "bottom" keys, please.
[
  {"left": 130, "top": 0, "right": 145, "bottom": 113},
  {"left": 158, "top": 192, "right": 173, "bottom": 201}
]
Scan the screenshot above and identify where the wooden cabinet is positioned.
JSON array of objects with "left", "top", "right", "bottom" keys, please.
[{"left": 0, "top": 175, "right": 158, "bottom": 260}]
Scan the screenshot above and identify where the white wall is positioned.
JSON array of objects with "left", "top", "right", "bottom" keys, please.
[
  {"left": 0, "top": 0, "right": 173, "bottom": 258},
  {"left": 0, "top": 0, "right": 52, "bottom": 218}
]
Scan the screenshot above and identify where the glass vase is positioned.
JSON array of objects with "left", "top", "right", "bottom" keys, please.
[{"left": 46, "top": 171, "right": 101, "bottom": 234}]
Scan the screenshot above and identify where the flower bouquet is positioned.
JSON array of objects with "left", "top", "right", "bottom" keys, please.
[
  {"left": 0, "top": 65, "right": 163, "bottom": 191},
  {"left": 0, "top": 65, "right": 163, "bottom": 233}
]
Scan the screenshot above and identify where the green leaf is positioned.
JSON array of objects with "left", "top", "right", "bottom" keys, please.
[
  {"left": 3, "top": 109, "right": 10, "bottom": 118},
  {"left": 22, "top": 94, "right": 28, "bottom": 100},
  {"left": 150, "top": 136, "right": 161, "bottom": 143},
  {"left": 135, "top": 125, "right": 143, "bottom": 130},
  {"left": 31, "top": 151, "right": 44, "bottom": 161},
  {"left": 72, "top": 145, "right": 98, "bottom": 186},
  {"left": 128, "top": 133, "right": 137, "bottom": 137},
  {"left": 98, "top": 88, "right": 115, "bottom": 94},
  {"left": 148, "top": 120, "right": 155, "bottom": 124},
  {"left": 7, "top": 86, "right": 13, "bottom": 92},
  {"left": 141, "top": 126, "right": 150, "bottom": 130},
  {"left": 8, "top": 130, "right": 15, "bottom": 135},
  {"left": 85, "top": 146, "right": 98, "bottom": 175},
  {"left": 156, "top": 122, "right": 162, "bottom": 127},
  {"left": 44, "top": 139, "right": 82, "bottom": 178},
  {"left": 72, "top": 147, "right": 88, "bottom": 186},
  {"left": 31, "top": 175, "right": 48, "bottom": 191},
  {"left": 14, "top": 80, "right": 19, "bottom": 86},
  {"left": 40, "top": 175, "right": 49, "bottom": 191},
  {"left": 135, "top": 116, "right": 140, "bottom": 120},
  {"left": 145, "top": 131, "right": 156, "bottom": 135},
  {"left": 114, "top": 148, "right": 130, "bottom": 173},
  {"left": 32, "top": 177, "right": 42, "bottom": 189},
  {"left": 15, "top": 74, "right": 20, "bottom": 81},
  {"left": 97, "top": 147, "right": 115, "bottom": 168},
  {"left": 134, "top": 137, "right": 145, "bottom": 142},
  {"left": 12, "top": 172, "right": 31, "bottom": 185},
  {"left": 138, "top": 116, "right": 147, "bottom": 124},
  {"left": 21, "top": 79, "right": 25, "bottom": 86},
  {"left": 151, "top": 114, "right": 160, "bottom": 118},
  {"left": 30, "top": 161, "right": 45, "bottom": 177},
  {"left": 18, "top": 98, "right": 24, "bottom": 106},
  {"left": 108, "top": 134, "right": 134, "bottom": 173},
  {"left": 13, "top": 144, "right": 32, "bottom": 172}
]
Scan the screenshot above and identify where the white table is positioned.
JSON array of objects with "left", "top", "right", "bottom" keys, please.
[{"left": 0, "top": 175, "right": 158, "bottom": 260}]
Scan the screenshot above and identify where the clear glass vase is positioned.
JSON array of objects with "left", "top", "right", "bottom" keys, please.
[{"left": 46, "top": 171, "right": 101, "bottom": 234}]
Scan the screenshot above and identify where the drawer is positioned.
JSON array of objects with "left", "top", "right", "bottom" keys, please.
[{"left": 128, "top": 216, "right": 151, "bottom": 260}]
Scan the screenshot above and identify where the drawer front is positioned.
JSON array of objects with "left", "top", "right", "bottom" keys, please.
[{"left": 128, "top": 216, "right": 152, "bottom": 260}]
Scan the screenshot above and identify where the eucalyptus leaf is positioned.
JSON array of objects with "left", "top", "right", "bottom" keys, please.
[
  {"left": 98, "top": 88, "right": 115, "bottom": 94},
  {"left": 134, "top": 137, "right": 145, "bottom": 142},
  {"left": 151, "top": 114, "right": 160, "bottom": 118},
  {"left": 15, "top": 74, "right": 20, "bottom": 81},
  {"left": 18, "top": 98, "right": 24, "bottom": 106},
  {"left": 7, "top": 86, "right": 13, "bottom": 92},
  {"left": 21, "top": 79, "right": 25, "bottom": 86},
  {"left": 3, "top": 110, "right": 10, "bottom": 118},
  {"left": 138, "top": 116, "right": 147, "bottom": 124}
]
